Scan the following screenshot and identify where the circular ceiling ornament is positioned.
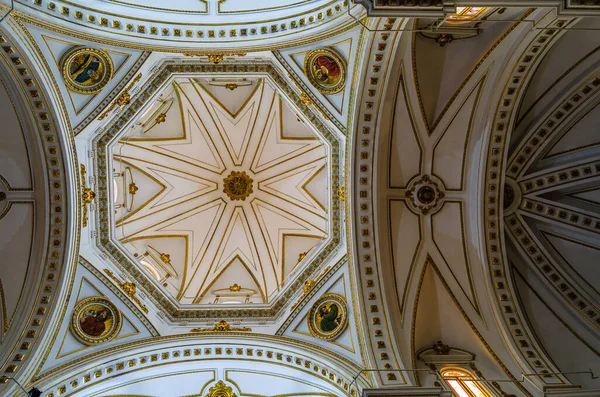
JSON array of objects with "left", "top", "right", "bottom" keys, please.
[
  {"left": 60, "top": 47, "right": 114, "bottom": 95},
  {"left": 304, "top": 48, "right": 347, "bottom": 95},
  {"left": 71, "top": 296, "right": 122, "bottom": 345},
  {"left": 308, "top": 293, "right": 348, "bottom": 340},
  {"left": 405, "top": 174, "right": 446, "bottom": 215},
  {"left": 222, "top": 170, "right": 253, "bottom": 201}
]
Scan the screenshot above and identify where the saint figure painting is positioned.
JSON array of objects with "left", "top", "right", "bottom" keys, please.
[
  {"left": 304, "top": 49, "right": 346, "bottom": 95},
  {"left": 308, "top": 293, "right": 348, "bottom": 340},
  {"left": 60, "top": 47, "right": 114, "bottom": 95},
  {"left": 71, "top": 296, "right": 121, "bottom": 344}
]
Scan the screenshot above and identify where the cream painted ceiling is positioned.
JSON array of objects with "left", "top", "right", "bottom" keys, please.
[{"left": 112, "top": 78, "right": 329, "bottom": 304}]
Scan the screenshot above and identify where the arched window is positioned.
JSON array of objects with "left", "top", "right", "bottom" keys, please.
[{"left": 441, "top": 368, "right": 491, "bottom": 397}]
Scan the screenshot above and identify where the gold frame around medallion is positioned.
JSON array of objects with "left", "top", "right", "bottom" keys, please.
[
  {"left": 307, "top": 293, "right": 348, "bottom": 341},
  {"left": 60, "top": 46, "right": 114, "bottom": 95},
  {"left": 304, "top": 48, "right": 347, "bottom": 95},
  {"left": 70, "top": 296, "right": 122, "bottom": 345}
]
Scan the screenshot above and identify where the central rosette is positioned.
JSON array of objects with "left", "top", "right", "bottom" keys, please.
[{"left": 222, "top": 170, "right": 253, "bottom": 201}]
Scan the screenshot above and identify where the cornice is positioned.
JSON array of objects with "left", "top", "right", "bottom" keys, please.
[
  {"left": 10, "top": 1, "right": 363, "bottom": 53},
  {"left": 33, "top": 334, "right": 371, "bottom": 397}
]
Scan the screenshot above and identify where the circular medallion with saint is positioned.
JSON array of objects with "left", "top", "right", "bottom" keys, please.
[
  {"left": 71, "top": 296, "right": 122, "bottom": 345},
  {"left": 304, "top": 48, "right": 346, "bottom": 95},
  {"left": 60, "top": 47, "right": 114, "bottom": 95},
  {"left": 308, "top": 293, "right": 348, "bottom": 340}
]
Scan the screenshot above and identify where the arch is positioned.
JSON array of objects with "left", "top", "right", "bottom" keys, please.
[{"left": 0, "top": 22, "right": 79, "bottom": 395}]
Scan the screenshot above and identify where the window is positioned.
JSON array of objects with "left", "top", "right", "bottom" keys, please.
[
  {"left": 441, "top": 369, "right": 491, "bottom": 397},
  {"left": 447, "top": 7, "right": 488, "bottom": 22}
]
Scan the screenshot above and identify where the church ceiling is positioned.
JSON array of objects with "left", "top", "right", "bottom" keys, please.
[{"left": 1, "top": 2, "right": 600, "bottom": 397}]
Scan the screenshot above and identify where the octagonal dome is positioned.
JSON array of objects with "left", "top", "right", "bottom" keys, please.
[{"left": 93, "top": 62, "right": 342, "bottom": 318}]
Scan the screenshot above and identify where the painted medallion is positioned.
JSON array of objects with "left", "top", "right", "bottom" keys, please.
[
  {"left": 71, "top": 296, "right": 122, "bottom": 344},
  {"left": 60, "top": 47, "right": 114, "bottom": 94},
  {"left": 308, "top": 293, "right": 348, "bottom": 340},
  {"left": 304, "top": 48, "right": 346, "bottom": 95}
]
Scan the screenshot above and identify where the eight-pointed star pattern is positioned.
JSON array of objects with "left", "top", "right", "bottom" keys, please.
[{"left": 112, "top": 78, "right": 329, "bottom": 304}]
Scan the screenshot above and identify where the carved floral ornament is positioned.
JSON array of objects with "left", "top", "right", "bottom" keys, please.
[{"left": 222, "top": 170, "right": 253, "bottom": 201}]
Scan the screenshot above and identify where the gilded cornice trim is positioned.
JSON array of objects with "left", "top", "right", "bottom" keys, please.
[
  {"left": 11, "top": 1, "right": 361, "bottom": 53},
  {"left": 33, "top": 335, "right": 371, "bottom": 397}
]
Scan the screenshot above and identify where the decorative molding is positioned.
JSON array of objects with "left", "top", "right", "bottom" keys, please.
[
  {"left": 104, "top": 270, "right": 149, "bottom": 314},
  {"left": 11, "top": 1, "right": 357, "bottom": 51},
  {"left": 98, "top": 73, "right": 142, "bottom": 120},
  {"left": 33, "top": 336, "right": 368, "bottom": 397},
  {"left": 190, "top": 320, "right": 252, "bottom": 333},
  {"left": 351, "top": 17, "right": 408, "bottom": 385},
  {"left": 80, "top": 164, "right": 95, "bottom": 228},
  {"left": 404, "top": 174, "right": 445, "bottom": 216},
  {"left": 0, "top": 26, "right": 74, "bottom": 392},
  {"left": 483, "top": 15, "right": 578, "bottom": 386}
]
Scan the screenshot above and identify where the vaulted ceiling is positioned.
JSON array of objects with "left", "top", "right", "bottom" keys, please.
[
  {"left": 113, "top": 78, "right": 329, "bottom": 304},
  {"left": 0, "top": 2, "right": 599, "bottom": 397}
]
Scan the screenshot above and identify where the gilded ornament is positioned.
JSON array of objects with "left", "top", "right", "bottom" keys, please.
[
  {"left": 229, "top": 283, "right": 242, "bottom": 292},
  {"left": 433, "top": 340, "right": 450, "bottom": 355},
  {"left": 155, "top": 113, "right": 167, "bottom": 124},
  {"left": 204, "top": 381, "right": 237, "bottom": 397},
  {"left": 338, "top": 186, "right": 345, "bottom": 202},
  {"left": 160, "top": 252, "right": 171, "bottom": 265},
  {"left": 128, "top": 182, "right": 138, "bottom": 195},
  {"left": 307, "top": 293, "right": 348, "bottom": 340},
  {"left": 300, "top": 92, "right": 313, "bottom": 106},
  {"left": 304, "top": 48, "right": 346, "bottom": 95},
  {"left": 190, "top": 320, "right": 252, "bottom": 333},
  {"left": 225, "top": 83, "right": 238, "bottom": 90},
  {"left": 208, "top": 54, "right": 224, "bottom": 64},
  {"left": 298, "top": 251, "right": 308, "bottom": 263},
  {"left": 222, "top": 171, "right": 253, "bottom": 201},
  {"left": 435, "top": 33, "right": 454, "bottom": 47},
  {"left": 98, "top": 73, "right": 142, "bottom": 120},
  {"left": 116, "top": 91, "right": 131, "bottom": 106},
  {"left": 121, "top": 282, "right": 136, "bottom": 296},
  {"left": 82, "top": 187, "right": 96, "bottom": 204},
  {"left": 405, "top": 174, "right": 446, "bottom": 216},
  {"left": 60, "top": 47, "right": 114, "bottom": 95},
  {"left": 80, "top": 164, "right": 95, "bottom": 227},
  {"left": 104, "top": 270, "right": 149, "bottom": 314},
  {"left": 302, "top": 280, "right": 315, "bottom": 294},
  {"left": 71, "top": 296, "right": 122, "bottom": 345}
]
